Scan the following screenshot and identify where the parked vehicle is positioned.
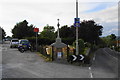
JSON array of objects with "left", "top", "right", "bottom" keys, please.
[
  {"left": 10, "top": 39, "right": 19, "bottom": 48},
  {"left": 18, "top": 39, "right": 33, "bottom": 53},
  {"left": 18, "top": 46, "right": 25, "bottom": 53}
]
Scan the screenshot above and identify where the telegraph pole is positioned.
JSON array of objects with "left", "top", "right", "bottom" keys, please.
[{"left": 76, "top": 0, "right": 79, "bottom": 55}]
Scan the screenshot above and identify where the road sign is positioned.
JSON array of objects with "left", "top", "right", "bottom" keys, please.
[
  {"left": 74, "top": 18, "right": 80, "bottom": 27},
  {"left": 72, "top": 55, "right": 77, "bottom": 61},
  {"left": 34, "top": 28, "right": 39, "bottom": 52},
  {"left": 74, "top": 23, "right": 80, "bottom": 27},
  {"left": 34, "top": 28, "right": 39, "bottom": 32},
  {"left": 70, "top": 54, "right": 84, "bottom": 62},
  {"left": 79, "top": 55, "right": 84, "bottom": 60},
  {"left": 74, "top": 18, "right": 80, "bottom": 23}
]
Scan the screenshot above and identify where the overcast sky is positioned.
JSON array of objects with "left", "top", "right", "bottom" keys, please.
[{"left": 0, "top": 0, "right": 119, "bottom": 37}]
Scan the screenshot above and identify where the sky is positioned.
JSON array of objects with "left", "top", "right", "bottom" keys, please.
[{"left": 0, "top": 0, "right": 119, "bottom": 37}]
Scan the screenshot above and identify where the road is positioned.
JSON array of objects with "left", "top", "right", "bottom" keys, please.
[
  {"left": 1, "top": 41, "right": 119, "bottom": 78},
  {"left": 91, "top": 48, "right": 118, "bottom": 78},
  {"left": 0, "top": 44, "right": 2, "bottom": 79}
]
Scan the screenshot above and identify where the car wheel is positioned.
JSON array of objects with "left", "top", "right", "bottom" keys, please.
[{"left": 10, "top": 46, "right": 12, "bottom": 48}]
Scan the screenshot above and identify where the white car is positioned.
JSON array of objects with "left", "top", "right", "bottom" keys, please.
[{"left": 10, "top": 39, "right": 19, "bottom": 48}]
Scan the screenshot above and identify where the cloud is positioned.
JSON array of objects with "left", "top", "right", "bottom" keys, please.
[
  {"left": 80, "top": 3, "right": 118, "bottom": 22},
  {"left": 0, "top": 0, "right": 119, "bottom": 36},
  {"left": 78, "top": 3, "right": 118, "bottom": 36},
  {"left": 0, "top": 0, "right": 119, "bottom": 3},
  {"left": 102, "top": 27, "right": 118, "bottom": 36}
]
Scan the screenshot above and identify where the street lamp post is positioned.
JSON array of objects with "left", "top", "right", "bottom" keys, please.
[{"left": 76, "top": 0, "right": 79, "bottom": 55}]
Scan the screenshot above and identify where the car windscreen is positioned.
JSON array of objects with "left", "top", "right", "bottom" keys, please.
[
  {"left": 12, "top": 40, "right": 18, "bottom": 42},
  {"left": 20, "top": 40, "right": 29, "bottom": 44}
]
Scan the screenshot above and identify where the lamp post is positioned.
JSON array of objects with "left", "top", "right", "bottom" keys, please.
[{"left": 76, "top": 0, "right": 79, "bottom": 55}]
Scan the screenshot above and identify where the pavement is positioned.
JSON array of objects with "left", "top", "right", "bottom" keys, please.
[{"left": 1, "top": 41, "right": 119, "bottom": 78}]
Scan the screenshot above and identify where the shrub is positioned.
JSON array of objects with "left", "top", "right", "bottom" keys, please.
[{"left": 73, "top": 39, "right": 85, "bottom": 54}]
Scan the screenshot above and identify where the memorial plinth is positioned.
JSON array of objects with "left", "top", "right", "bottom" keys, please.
[{"left": 50, "top": 19, "right": 67, "bottom": 61}]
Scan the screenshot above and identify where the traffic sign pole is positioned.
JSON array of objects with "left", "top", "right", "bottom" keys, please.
[
  {"left": 76, "top": 0, "right": 79, "bottom": 55},
  {"left": 34, "top": 28, "right": 39, "bottom": 52},
  {"left": 36, "top": 32, "right": 37, "bottom": 52}
]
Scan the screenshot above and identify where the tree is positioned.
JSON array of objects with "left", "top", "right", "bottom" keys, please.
[
  {"left": 58, "top": 25, "right": 75, "bottom": 45},
  {"left": 40, "top": 24, "right": 55, "bottom": 40},
  {"left": 0, "top": 27, "right": 6, "bottom": 39},
  {"left": 6, "top": 36, "right": 12, "bottom": 41},
  {"left": 110, "top": 34, "right": 116, "bottom": 40},
  {"left": 73, "top": 39, "right": 85, "bottom": 54},
  {"left": 79, "top": 20, "right": 103, "bottom": 44},
  {"left": 101, "top": 34, "right": 117, "bottom": 47},
  {"left": 57, "top": 20, "right": 103, "bottom": 45},
  {"left": 12, "top": 20, "right": 36, "bottom": 39},
  {"left": 43, "top": 24, "right": 55, "bottom": 32},
  {"left": 59, "top": 25, "right": 75, "bottom": 38}
]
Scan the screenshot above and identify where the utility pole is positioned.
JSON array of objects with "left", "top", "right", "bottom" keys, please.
[
  {"left": 36, "top": 32, "right": 38, "bottom": 52},
  {"left": 76, "top": 0, "right": 79, "bottom": 55}
]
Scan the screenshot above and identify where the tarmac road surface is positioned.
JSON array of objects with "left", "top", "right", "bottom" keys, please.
[{"left": 2, "top": 41, "right": 118, "bottom": 78}]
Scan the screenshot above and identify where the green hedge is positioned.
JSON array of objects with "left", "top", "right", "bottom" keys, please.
[{"left": 26, "top": 37, "right": 55, "bottom": 45}]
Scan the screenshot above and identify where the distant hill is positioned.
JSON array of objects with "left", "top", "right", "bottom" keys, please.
[{"left": 116, "top": 36, "right": 120, "bottom": 40}]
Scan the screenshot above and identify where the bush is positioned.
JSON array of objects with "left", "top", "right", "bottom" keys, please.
[
  {"left": 62, "top": 38, "right": 75, "bottom": 45},
  {"left": 73, "top": 39, "right": 85, "bottom": 54},
  {"left": 26, "top": 37, "right": 55, "bottom": 46}
]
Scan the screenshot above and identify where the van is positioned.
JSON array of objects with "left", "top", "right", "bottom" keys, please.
[{"left": 10, "top": 39, "right": 19, "bottom": 48}]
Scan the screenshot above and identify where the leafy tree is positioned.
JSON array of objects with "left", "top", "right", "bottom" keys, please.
[
  {"left": 12, "top": 20, "right": 36, "bottom": 39},
  {"left": 6, "top": 36, "right": 12, "bottom": 41},
  {"left": 58, "top": 25, "right": 75, "bottom": 45},
  {"left": 110, "top": 34, "right": 116, "bottom": 40},
  {"left": 59, "top": 25, "right": 75, "bottom": 38},
  {"left": 57, "top": 20, "right": 103, "bottom": 45},
  {"left": 79, "top": 20, "right": 103, "bottom": 44},
  {"left": 0, "top": 27, "right": 6, "bottom": 39},
  {"left": 101, "top": 34, "right": 117, "bottom": 47},
  {"left": 43, "top": 24, "right": 55, "bottom": 32},
  {"left": 73, "top": 39, "right": 85, "bottom": 54},
  {"left": 40, "top": 24, "right": 55, "bottom": 40}
]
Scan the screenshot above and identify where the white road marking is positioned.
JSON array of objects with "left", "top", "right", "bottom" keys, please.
[
  {"left": 103, "top": 48, "right": 118, "bottom": 60},
  {"left": 90, "top": 73, "right": 93, "bottom": 78},
  {"left": 89, "top": 67, "right": 93, "bottom": 78},
  {"left": 89, "top": 67, "right": 91, "bottom": 70},
  {"left": 93, "top": 54, "right": 96, "bottom": 61}
]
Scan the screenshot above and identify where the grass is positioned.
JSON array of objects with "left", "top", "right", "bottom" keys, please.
[{"left": 36, "top": 52, "right": 52, "bottom": 62}]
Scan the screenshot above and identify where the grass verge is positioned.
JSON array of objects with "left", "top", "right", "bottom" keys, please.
[{"left": 36, "top": 52, "right": 52, "bottom": 62}]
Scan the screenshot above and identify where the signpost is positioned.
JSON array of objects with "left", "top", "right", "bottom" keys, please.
[
  {"left": 74, "top": 0, "right": 80, "bottom": 55},
  {"left": 79, "top": 55, "right": 84, "bottom": 60},
  {"left": 34, "top": 28, "right": 39, "bottom": 32},
  {"left": 74, "top": 18, "right": 80, "bottom": 27},
  {"left": 34, "top": 28, "right": 39, "bottom": 52},
  {"left": 72, "top": 54, "right": 84, "bottom": 62},
  {"left": 72, "top": 55, "right": 77, "bottom": 61}
]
